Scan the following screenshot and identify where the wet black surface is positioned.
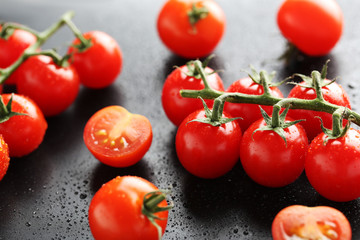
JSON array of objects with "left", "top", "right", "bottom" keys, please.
[{"left": 0, "top": 0, "right": 359, "bottom": 239}]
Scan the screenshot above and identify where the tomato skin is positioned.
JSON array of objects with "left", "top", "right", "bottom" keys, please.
[
  {"left": 277, "top": 0, "right": 343, "bottom": 56},
  {"left": 157, "top": 0, "right": 226, "bottom": 58},
  {"left": 305, "top": 128, "right": 360, "bottom": 202},
  {"left": 68, "top": 31, "right": 123, "bottom": 89},
  {"left": 89, "top": 176, "right": 169, "bottom": 240},
  {"left": 287, "top": 80, "right": 351, "bottom": 141},
  {"left": 224, "top": 77, "right": 283, "bottom": 132},
  {"left": 0, "top": 94, "right": 47, "bottom": 157},
  {"left": 0, "top": 135, "right": 10, "bottom": 181},
  {"left": 240, "top": 117, "right": 308, "bottom": 187},
  {"left": 175, "top": 109, "right": 242, "bottom": 179},
  {"left": 0, "top": 26, "right": 37, "bottom": 85},
  {"left": 84, "top": 106, "right": 152, "bottom": 167},
  {"left": 272, "top": 205, "right": 352, "bottom": 240},
  {"left": 162, "top": 65, "right": 224, "bottom": 126},
  {"left": 15, "top": 55, "right": 80, "bottom": 116}
]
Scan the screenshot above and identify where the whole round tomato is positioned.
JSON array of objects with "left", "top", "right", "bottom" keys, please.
[
  {"left": 157, "top": 0, "right": 226, "bottom": 58},
  {"left": 68, "top": 31, "right": 122, "bottom": 89},
  {"left": 272, "top": 205, "right": 351, "bottom": 240},
  {"left": 162, "top": 64, "right": 224, "bottom": 126},
  {"left": 224, "top": 77, "right": 283, "bottom": 132},
  {"left": 89, "top": 176, "right": 169, "bottom": 240},
  {"left": 0, "top": 26, "right": 37, "bottom": 85},
  {"left": 0, "top": 94, "right": 47, "bottom": 157},
  {"left": 240, "top": 116, "right": 308, "bottom": 187},
  {"left": 175, "top": 108, "right": 242, "bottom": 179},
  {"left": 0, "top": 135, "right": 10, "bottom": 181},
  {"left": 14, "top": 55, "right": 80, "bottom": 116},
  {"left": 277, "top": 0, "right": 343, "bottom": 56},
  {"left": 287, "top": 79, "right": 351, "bottom": 141},
  {"left": 305, "top": 128, "right": 360, "bottom": 202},
  {"left": 83, "top": 106, "right": 152, "bottom": 167}
]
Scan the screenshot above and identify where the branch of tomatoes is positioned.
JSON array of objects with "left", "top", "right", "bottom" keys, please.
[{"left": 180, "top": 60, "right": 360, "bottom": 138}]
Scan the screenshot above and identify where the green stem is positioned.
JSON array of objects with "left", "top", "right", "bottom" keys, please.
[
  {"left": 193, "top": 60, "right": 211, "bottom": 89},
  {"left": 332, "top": 107, "right": 345, "bottom": 136}
]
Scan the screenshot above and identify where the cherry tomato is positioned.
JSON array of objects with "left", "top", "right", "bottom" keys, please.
[
  {"left": 175, "top": 108, "right": 242, "bottom": 179},
  {"left": 89, "top": 176, "right": 169, "bottom": 240},
  {"left": 277, "top": 0, "right": 343, "bottom": 56},
  {"left": 0, "top": 94, "right": 47, "bottom": 157},
  {"left": 272, "top": 205, "right": 352, "bottom": 240},
  {"left": 240, "top": 116, "right": 308, "bottom": 187},
  {"left": 287, "top": 79, "right": 351, "bottom": 141},
  {"left": 157, "top": 0, "right": 226, "bottom": 58},
  {"left": 83, "top": 106, "right": 152, "bottom": 167},
  {"left": 0, "top": 26, "right": 37, "bottom": 85},
  {"left": 162, "top": 64, "right": 224, "bottom": 126},
  {"left": 224, "top": 77, "right": 283, "bottom": 132},
  {"left": 305, "top": 128, "right": 360, "bottom": 202},
  {"left": 0, "top": 135, "right": 10, "bottom": 181},
  {"left": 14, "top": 55, "right": 80, "bottom": 116},
  {"left": 68, "top": 31, "right": 122, "bottom": 89}
]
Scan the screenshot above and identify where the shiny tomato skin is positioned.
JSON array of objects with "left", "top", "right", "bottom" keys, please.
[
  {"left": 277, "top": 0, "right": 343, "bottom": 56},
  {"left": 240, "top": 117, "right": 308, "bottom": 187},
  {"left": 287, "top": 80, "right": 351, "bottom": 141},
  {"left": 84, "top": 106, "right": 152, "bottom": 167},
  {"left": 175, "top": 109, "right": 242, "bottom": 179},
  {"left": 272, "top": 205, "right": 351, "bottom": 240},
  {"left": 162, "top": 65, "right": 224, "bottom": 126},
  {"left": 0, "top": 135, "right": 10, "bottom": 181},
  {"left": 0, "top": 26, "right": 37, "bottom": 85},
  {"left": 15, "top": 55, "right": 80, "bottom": 116},
  {"left": 0, "top": 94, "right": 47, "bottom": 157},
  {"left": 89, "top": 176, "right": 169, "bottom": 240},
  {"left": 305, "top": 128, "right": 360, "bottom": 202},
  {"left": 68, "top": 31, "right": 122, "bottom": 89},
  {"left": 224, "top": 77, "right": 284, "bottom": 132},
  {"left": 157, "top": 0, "right": 226, "bottom": 58}
]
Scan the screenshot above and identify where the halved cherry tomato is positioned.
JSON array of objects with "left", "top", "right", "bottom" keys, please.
[
  {"left": 272, "top": 205, "right": 352, "bottom": 240},
  {"left": 0, "top": 135, "right": 10, "bottom": 181},
  {"left": 83, "top": 106, "right": 152, "bottom": 167}
]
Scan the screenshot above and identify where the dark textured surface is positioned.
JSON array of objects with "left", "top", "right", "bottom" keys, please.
[{"left": 0, "top": 0, "right": 359, "bottom": 239}]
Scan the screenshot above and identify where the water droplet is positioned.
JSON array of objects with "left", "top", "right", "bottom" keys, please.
[{"left": 25, "top": 222, "right": 31, "bottom": 227}]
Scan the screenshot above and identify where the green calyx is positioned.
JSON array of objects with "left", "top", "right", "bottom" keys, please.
[
  {"left": 0, "top": 94, "right": 26, "bottom": 123},
  {"left": 187, "top": 3, "right": 209, "bottom": 33},
  {"left": 141, "top": 190, "right": 173, "bottom": 240},
  {"left": 179, "top": 54, "right": 218, "bottom": 79}
]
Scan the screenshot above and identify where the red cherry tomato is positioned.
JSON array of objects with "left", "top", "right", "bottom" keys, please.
[
  {"left": 287, "top": 79, "right": 351, "bottom": 141},
  {"left": 240, "top": 116, "right": 308, "bottom": 187},
  {"left": 157, "top": 0, "right": 226, "bottom": 58},
  {"left": 68, "top": 31, "right": 123, "bottom": 89},
  {"left": 175, "top": 108, "right": 242, "bottom": 179},
  {"left": 305, "top": 128, "right": 360, "bottom": 202},
  {"left": 0, "top": 135, "right": 10, "bottom": 181},
  {"left": 14, "top": 55, "right": 80, "bottom": 116},
  {"left": 272, "top": 205, "right": 352, "bottom": 240},
  {"left": 89, "top": 176, "right": 169, "bottom": 240},
  {"left": 162, "top": 64, "right": 224, "bottom": 126},
  {"left": 0, "top": 94, "right": 47, "bottom": 157},
  {"left": 0, "top": 26, "right": 37, "bottom": 85},
  {"left": 224, "top": 77, "right": 283, "bottom": 131},
  {"left": 83, "top": 106, "right": 152, "bottom": 167},
  {"left": 277, "top": 0, "right": 343, "bottom": 56}
]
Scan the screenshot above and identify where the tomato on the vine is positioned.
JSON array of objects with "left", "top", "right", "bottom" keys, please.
[
  {"left": 277, "top": 0, "right": 343, "bottom": 56},
  {"left": 240, "top": 116, "right": 308, "bottom": 187},
  {"left": 157, "top": 0, "right": 226, "bottom": 58},
  {"left": 89, "top": 176, "right": 169, "bottom": 240},
  {"left": 175, "top": 108, "right": 242, "bottom": 179},
  {"left": 83, "top": 106, "right": 152, "bottom": 167},
  {"left": 0, "top": 26, "right": 37, "bottom": 85},
  {"left": 68, "top": 31, "right": 122, "bottom": 89},
  {"left": 14, "top": 55, "right": 80, "bottom": 116},
  {"left": 162, "top": 63, "right": 224, "bottom": 126},
  {"left": 272, "top": 205, "right": 352, "bottom": 240},
  {"left": 0, "top": 94, "right": 47, "bottom": 157},
  {"left": 305, "top": 128, "right": 360, "bottom": 202},
  {"left": 0, "top": 135, "right": 10, "bottom": 181}
]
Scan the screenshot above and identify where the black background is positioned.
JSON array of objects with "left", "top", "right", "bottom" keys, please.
[{"left": 1, "top": 0, "right": 359, "bottom": 239}]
